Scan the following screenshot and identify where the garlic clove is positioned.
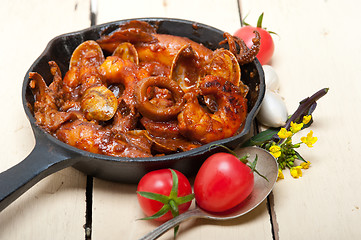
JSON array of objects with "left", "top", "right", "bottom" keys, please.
[
  {"left": 257, "top": 90, "right": 288, "bottom": 128},
  {"left": 263, "top": 65, "right": 280, "bottom": 92}
]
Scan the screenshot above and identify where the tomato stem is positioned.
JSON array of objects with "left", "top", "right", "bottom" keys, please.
[
  {"left": 209, "top": 144, "right": 235, "bottom": 155},
  {"left": 137, "top": 169, "right": 194, "bottom": 237},
  {"left": 257, "top": 12, "right": 264, "bottom": 28},
  {"left": 248, "top": 155, "right": 269, "bottom": 182}
]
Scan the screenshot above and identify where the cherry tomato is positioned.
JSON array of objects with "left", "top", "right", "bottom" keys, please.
[
  {"left": 137, "top": 169, "right": 194, "bottom": 222},
  {"left": 234, "top": 13, "right": 275, "bottom": 65},
  {"left": 194, "top": 152, "right": 254, "bottom": 212}
]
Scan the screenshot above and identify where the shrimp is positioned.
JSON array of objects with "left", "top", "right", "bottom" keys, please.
[
  {"left": 98, "top": 56, "right": 145, "bottom": 104},
  {"left": 98, "top": 56, "right": 149, "bottom": 133},
  {"left": 177, "top": 75, "right": 247, "bottom": 144}
]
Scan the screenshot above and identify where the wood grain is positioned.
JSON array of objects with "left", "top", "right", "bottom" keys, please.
[
  {"left": 0, "top": 0, "right": 90, "bottom": 239},
  {"left": 240, "top": 0, "right": 361, "bottom": 239},
  {"left": 92, "top": 0, "right": 273, "bottom": 239},
  {"left": 1, "top": 0, "right": 361, "bottom": 239}
]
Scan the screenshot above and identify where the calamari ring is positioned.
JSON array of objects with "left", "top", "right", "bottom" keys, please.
[{"left": 135, "top": 76, "right": 185, "bottom": 121}]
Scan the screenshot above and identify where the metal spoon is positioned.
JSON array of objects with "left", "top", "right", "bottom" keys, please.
[{"left": 139, "top": 146, "right": 278, "bottom": 240}]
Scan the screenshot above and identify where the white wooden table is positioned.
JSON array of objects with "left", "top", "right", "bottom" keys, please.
[{"left": 1, "top": 0, "right": 361, "bottom": 239}]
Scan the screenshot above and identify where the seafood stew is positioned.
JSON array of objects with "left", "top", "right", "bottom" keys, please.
[
  {"left": 21, "top": 18, "right": 264, "bottom": 182},
  {"left": 0, "top": 19, "right": 264, "bottom": 212},
  {"left": 28, "top": 20, "right": 261, "bottom": 158}
]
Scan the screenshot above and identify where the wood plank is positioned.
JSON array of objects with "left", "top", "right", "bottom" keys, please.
[
  {"left": 96, "top": 0, "right": 242, "bottom": 33},
  {"left": 93, "top": 179, "right": 273, "bottom": 240},
  {"left": 240, "top": 0, "right": 361, "bottom": 239},
  {"left": 92, "top": 0, "right": 274, "bottom": 239},
  {"left": 0, "top": 0, "right": 90, "bottom": 239}
]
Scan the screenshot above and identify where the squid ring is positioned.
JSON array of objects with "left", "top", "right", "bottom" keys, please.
[{"left": 135, "top": 76, "right": 185, "bottom": 121}]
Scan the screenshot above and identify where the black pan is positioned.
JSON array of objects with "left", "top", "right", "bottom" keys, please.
[{"left": 0, "top": 18, "right": 265, "bottom": 212}]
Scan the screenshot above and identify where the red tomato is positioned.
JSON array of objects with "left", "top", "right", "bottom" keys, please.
[
  {"left": 137, "top": 169, "right": 193, "bottom": 222},
  {"left": 194, "top": 152, "right": 254, "bottom": 212},
  {"left": 234, "top": 14, "right": 275, "bottom": 65}
]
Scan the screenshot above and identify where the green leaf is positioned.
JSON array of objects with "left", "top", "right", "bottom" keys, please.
[
  {"left": 294, "top": 150, "right": 307, "bottom": 163},
  {"left": 209, "top": 144, "right": 237, "bottom": 156},
  {"left": 239, "top": 154, "right": 250, "bottom": 164},
  {"left": 169, "top": 200, "right": 179, "bottom": 217},
  {"left": 174, "top": 225, "right": 180, "bottom": 239},
  {"left": 257, "top": 12, "right": 264, "bottom": 28},
  {"left": 242, "top": 128, "right": 279, "bottom": 147},
  {"left": 248, "top": 155, "right": 269, "bottom": 182},
  {"left": 176, "top": 193, "right": 195, "bottom": 205},
  {"left": 169, "top": 199, "right": 180, "bottom": 239},
  {"left": 268, "top": 30, "right": 278, "bottom": 35},
  {"left": 137, "top": 191, "right": 169, "bottom": 204},
  {"left": 249, "top": 154, "right": 258, "bottom": 171},
  {"left": 139, "top": 204, "right": 170, "bottom": 220},
  {"left": 241, "top": 12, "right": 251, "bottom": 26},
  {"left": 169, "top": 169, "right": 179, "bottom": 199}
]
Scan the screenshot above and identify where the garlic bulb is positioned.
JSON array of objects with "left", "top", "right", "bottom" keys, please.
[
  {"left": 257, "top": 90, "right": 288, "bottom": 128},
  {"left": 263, "top": 65, "right": 280, "bottom": 92}
]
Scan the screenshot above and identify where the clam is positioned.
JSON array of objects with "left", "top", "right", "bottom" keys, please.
[
  {"left": 143, "top": 131, "right": 200, "bottom": 154},
  {"left": 143, "top": 131, "right": 176, "bottom": 153},
  {"left": 112, "top": 42, "right": 139, "bottom": 64},
  {"left": 170, "top": 44, "right": 202, "bottom": 91},
  {"left": 122, "top": 130, "right": 153, "bottom": 154},
  {"left": 70, "top": 40, "right": 105, "bottom": 69},
  {"left": 207, "top": 49, "right": 241, "bottom": 87},
  {"left": 81, "top": 85, "right": 118, "bottom": 121}
]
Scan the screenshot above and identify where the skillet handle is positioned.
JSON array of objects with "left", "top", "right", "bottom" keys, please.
[{"left": 0, "top": 133, "right": 79, "bottom": 212}]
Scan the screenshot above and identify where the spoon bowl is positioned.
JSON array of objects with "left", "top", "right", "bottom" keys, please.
[{"left": 139, "top": 146, "right": 278, "bottom": 240}]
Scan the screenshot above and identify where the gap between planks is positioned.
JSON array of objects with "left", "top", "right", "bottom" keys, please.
[{"left": 84, "top": 1, "right": 97, "bottom": 240}]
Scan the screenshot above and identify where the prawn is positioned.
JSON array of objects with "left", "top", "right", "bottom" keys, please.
[
  {"left": 98, "top": 56, "right": 149, "bottom": 133},
  {"left": 178, "top": 75, "right": 247, "bottom": 144}
]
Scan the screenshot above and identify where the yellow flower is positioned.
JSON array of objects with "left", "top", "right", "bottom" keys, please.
[
  {"left": 277, "top": 169, "right": 284, "bottom": 181},
  {"left": 300, "top": 161, "right": 311, "bottom": 169},
  {"left": 303, "top": 115, "right": 312, "bottom": 125},
  {"left": 290, "top": 166, "right": 303, "bottom": 178},
  {"left": 301, "top": 130, "right": 318, "bottom": 147},
  {"left": 278, "top": 128, "right": 293, "bottom": 139},
  {"left": 290, "top": 121, "right": 304, "bottom": 133},
  {"left": 269, "top": 145, "right": 281, "bottom": 158}
]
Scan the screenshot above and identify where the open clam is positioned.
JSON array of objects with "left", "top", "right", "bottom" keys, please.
[
  {"left": 207, "top": 49, "right": 241, "bottom": 86},
  {"left": 143, "top": 131, "right": 200, "bottom": 154},
  {"left": 112, "top": 42, "right": 139, "bottom": 64},
  {"left": 69, "top": 40, "right": 105, "bottom": 69},
  {"left": 169, "top": 44, "right": 202, "bottom": 92}
]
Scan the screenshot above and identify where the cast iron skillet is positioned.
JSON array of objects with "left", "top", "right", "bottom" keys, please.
[{"left": 0, "top": 18, "right": 265, "bottom": 212}]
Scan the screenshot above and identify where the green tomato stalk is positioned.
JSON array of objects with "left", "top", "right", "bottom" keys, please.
[{"left": 137, "top": 169, "right": 194, "bottom": 238}]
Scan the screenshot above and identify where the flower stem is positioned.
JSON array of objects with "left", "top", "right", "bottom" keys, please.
[
  {"left": 272, "top": 88, "right": 328, "bottom": 142},
  {"left": 284, "top": 88, "right": 329, "bottom": 130}
]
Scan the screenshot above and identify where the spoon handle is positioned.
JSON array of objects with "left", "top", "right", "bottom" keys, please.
[{"left": 138, "top": 207, "right": 205, "bottom": 240}]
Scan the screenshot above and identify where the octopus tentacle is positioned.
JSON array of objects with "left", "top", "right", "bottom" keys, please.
[{"left": 221, "top": 31, "right": 261, "bottom": 65}]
